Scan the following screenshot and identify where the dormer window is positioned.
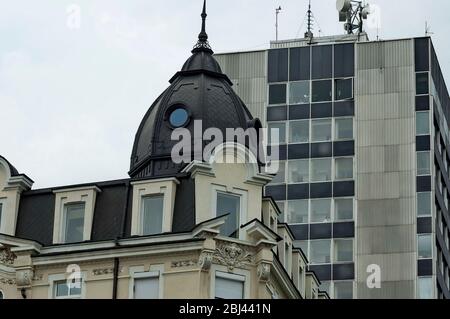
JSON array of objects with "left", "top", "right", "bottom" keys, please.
[
  {"left": 216, "top": 192, "right": 241, "bottom": 238},
  {"left": 141, "top": 195, "right": 164, "bottom": 235},
  {"left": 63, "top": 203, "right": 85, "bottom": 243}
]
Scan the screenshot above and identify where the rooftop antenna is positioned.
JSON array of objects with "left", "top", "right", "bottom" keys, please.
[
  {"left": 336, "top": 0, "right": 370, "bottom": 35},
  {"left": 425, "top": 21, "right": 433, "bottom": 36},
  {"left": 305, "top": 0, "right": 314, "bottom": 39},
  {"left": 275, "top": 6, "right": 282, "bottom": 41}
]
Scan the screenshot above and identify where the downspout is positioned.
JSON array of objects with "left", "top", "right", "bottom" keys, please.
[{"left": 112, "top": 180, "right": 131, "bottom": 300}]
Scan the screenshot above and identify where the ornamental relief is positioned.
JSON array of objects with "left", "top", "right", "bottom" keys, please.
[
  {"left": 0, "top": 247, "right": 16, "bottom": 266},
  {"left": 213, "top": 242, "right": 253, "bottom": 271}
]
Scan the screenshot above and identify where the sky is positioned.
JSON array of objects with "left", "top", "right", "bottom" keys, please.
[{"left": 1, "top": 0, "right": 449, "bottom": 189}]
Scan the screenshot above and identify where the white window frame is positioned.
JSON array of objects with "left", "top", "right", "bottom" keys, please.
[
  {"left": 289, "top": 119, "right": 310, "bottom": 144},
  {"left": 268, "top": 82, "right": 288, "bottom": 106},
  {"left": 267, "top": 121, "right": 287, "bottom": 145},
  {"left": 416, "top": 151, "right": 431, "bottom": 176},
  {"left": 334, "top": 77, "right": 354, "bottom": 101},
  {"left": 333, "top": 238, "right": 354, "bottom": 263},
  {"left": 48, "top": 273, "right": 86, "bottom": 299},
  {"left": 310, "top": 157, "right": 333, "bottom": 183},
  {"left": 417, "top": 276, "right": 434, "bottom": 299},
  {"left": 417, "top": 234, "right": 433, "bottom": 260},
  {"left": 287, "top": 159, "right": 310, "bottom": 185},
  {"left": 333, "top": 280, "right": 355, "bottom": 299},
  {"left": 416, "top": 111, "right": 430, "bottom": 136},
  {"left": 311, "top": 79, "right": 333, "bottom": 103},
  {"left": 334, "top": 117, "right": 354, "bottom": 141},
  {"left": 211, "top": 267, "right": 249, "bottom": 300},
  {"left": 129, "top": 265, "right": 164, "bottom": 299},
  {"left": 309, "top": 198, "right": 332, "bottom": 224},
  {"left": 309, "top": 239, "right": 332, "bottom": 265},
  {"left": 286, "top": 199, "right": 309, "bottom": 225},
  {"left": 334, "top": 157, "right": 354, "bottom": 181},
  {"left": 140, "top": 195, "right": 165, "bottom": 236},
  {"left": 311, "top": 118, "right": 333, "bottom": 143},
  {"left": 333, "top": 197, "right": 355, "bottom": 222},
  {"left": 61, "top": 202, "right": 86, "bottom": 244}
]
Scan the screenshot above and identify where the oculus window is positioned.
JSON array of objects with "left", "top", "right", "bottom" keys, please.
[
  {"left": 268, "top": 122, "right": 286, "bottom": 144},
  {"left": 416, "top": 111, "right": 430, "bottom": 135},
  {"left": 335, "top": 118, "right": 353, "bottom": 141},
  {"left": 141, "top": 195, "right": 164, "bottom": 236},
  {"left": 288, "top": 159, "right": 309, "bottom": 184},
  {"left": 312, "top": 80, "right": 332, "bottom": 103},
  {"left": 269, "top": 84, "right": 287, "bottom": 105},
  {"left": 417, "top": 151, "right": 431, "bottom": 176},
  {"left": 335, "top": 78, "right": 353, "bottom": 100},
  {"left": 311, "top": 119, "right": 332, "bottom": 142},
  {"left": 310, "top": 199, "right": 331, "bottom": 223},
  {"left": 335, "top": 158, "right": 354, "bottom": 180},
  {"left": 289, "top": 81, "right": 310, "bottom": 104},
  {"left": 334, "top": 239, "right": 353, "bottom": 262},
  {"left": 168, "top": 107, "right": 189, "bottom": 128},
  {"left": 417, "top": 193, "right": 431, "bottom": 217},
  {"left": 63, "top": 203, "right": 85, "bottom": 244},
  {"left": 418, "top": 234, "right": 432, "bottom": 259},
  {"left": 334, "top": 281, "right": 353, "bottom": 299},
  {"left": 54, "top": 280, "right": 82, "bottom": 299},
  {"left": 310, "top": 239, "right": 331, "bottom": 264},
  {"left": 311, "top": 158, "right": 332, "bottom": 182},
  {"left": 287, "top": 200, "right": 309, "bottom": 224},
  {"left": 216, "top": 193, "right": 241, "bottom": 238},
  {"left": 289, "top": 120, "right": 309, "bottom": 144},
  {"left": 215, "top": 272, "right": 245, "bottom": 299},
  {"left": 334, "top": 199, "right": 354, "bottom": 221},
  {"left": 416, "top": 72, "right": 429, "bottom": 95}
]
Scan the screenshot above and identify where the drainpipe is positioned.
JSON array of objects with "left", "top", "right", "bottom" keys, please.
[
  {"left": 112, "top": 256, "right": 119, "bottom": 300},
  {"left": 21, "top": 288, "right": 27, "bottom": 299}
]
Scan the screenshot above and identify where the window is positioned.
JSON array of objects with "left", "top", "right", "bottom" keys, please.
[
  {"left": 418, "top": 277, "right": 433, "bottom": 299},
  {"left": 268, "top": 122, "right": 286, "bottom": 144},
  {"left": 418, "top": 234, "right": 432, "bottom": 259},
  {"left": 311, "top": 119, "right": 332, "bottom": 142},
  {"left": 288, "top": 159, "right": 309, "bottom": 184},
  {"left": 334, "top": 281, "right": 353, "bottom": 299},
  {"left": 141, "top": 195, "right": 164, "bottom": 236},
  {"left": 270, "top": 161, "right": 285, "bottom": 184},
  {"left": 276, "top": 201, "right": 285, "bottom": 223},
  {"left": 335, "top": 118, "right": 353, "bottom": 140},
  {"left": 310, "top": 199, "right": 331, "bottom": 223},
  {"left": 216, "top": 193, "right": 241, "bottom": 238},
  {"left": 417, "top": 193, "right": 431, "bottom": 216},
  {"left": 320, "top": 281, "right": 331, "bottom": 295},
  {"left": 290, "top": 47, "right": 310, "bottom": 81},
  {"left": 310, "top": 158, "right": 332, "bottom": 182},
  {"left": 335, "top": 199, "right": 354, "bottom": 221},
  {"left": 268, "top": 49, "right": 288, "bottom": 83},
  {"left": 310, "top": 240, "right": 331, "bottom": 264},
  {"left": 335, "top": 158, "right": 353, "bottom": 180},
  {"left": 334, "top": 239, "right": 353, "bottom": 262},
  {"left": 289, "top": 120, "right": 309, "bottom": 144},
  {"left": 54, "top": 280, "right": 82, "bottom": 299},
  {"left": 269, "top": 84, "right": 287, "bottom": 105},
  {"left": 334, "top": 43, "right": 355, "bottom": 78},
  {"left": 416, "top": 72, "right": 429, "bottom": 95},
  {"left": 294, "top": 240, "right": 308, "bottom": 259},
  {"left": 133, "top": 273, "right": 159, "bottom": 299},
  {"left": 311, "top": 80, "right": 332, "bottom": 102},
  {"left": 335, "top": 78, "right": 353, "bottom": 100},
  {"left": 287, "top": 200, "right": 309, "bottom": 224},
  {"left": 215, "top": 272, "right": 245, "bottom": 299},
  {"left": 312, "top": 45, "right": 332, "bottom": 79},
  {"left": 289, "top": 81, "right": 310, "bottom": 104},
  {"left": 416, "top": 111, "right": 430, "bottom": 135},
  {"left": 417, "top": 152, "right": 430, "bottom": 175},
  {"left": 168, "top": 107, "right": 190, "bottom": 128},
  {"left": 63, "top": 203, "right": 85, "bottom": 243}
]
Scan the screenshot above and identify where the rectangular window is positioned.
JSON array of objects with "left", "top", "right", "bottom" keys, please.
[
  {"left": 310, "top": 199, "right": 331, "bottom": 223},
  {"left": 268, "top": 49, "right": 288, "bottom": 83},
  {"left": 312, "top": 45, "right": 332, "bottom": 79},
  {"left": 290, "top": 47, "right": 310, "bottom": 81},
  {"left": 134, "top": 274, "right": 159, "bottom": 299},
  {"left": 216, "top": 193, "right": 241, "bottom": 238},
  {"left": 54, "top": 280, "right": 82, "bottom": 299},
  {"left": 416, "top": 111, "right": 430, "bottom": 135},
  {"left": 334, "top": 43, "right": 355, "bottom": 78},
  {"left": 335, "top": 199, "right": 354, "bottom": 221},
  {"left": 287, "top": 200, "right": 309, "bottom": 224},
  {"left": 416, "top": 72, "right": 429, "bottom": 95},
  {"left": 335, "top": 158, "right": 354, "bottom": 180},
  {"left": 418, "top": 277, "right": 433, "bottom": 299},
  {"left": 63, "top": 203, "right": 85, "bottom": 244},
  {"left": 311, "top": 119, "right": 332, "bottom": 142},
  {"left": 417, "top": 192, "right": 431, "bottom": 216},
  {"left": 276, "top": 201, "right": 285, "bottom": 223},
  {"left": 335, "top": 118, "right": 353, "bottom": 140},
  {"left": 269, "top": 84, "right": 287, "bottom": 105},
  {"left": 334, "top": 239, "right": 353, "bottom": 262},
  {"left": 268, "top": 122, "right": 286, "bottom": 144},
  {"left": 417, "top": 151, "right": 431, "bottom": 176},
  {"left": 310, "top": 240, "right": 331, "bottom": 264},
  {"left": 310, "top": 158, "right": 332, "bottom": 182},
  {"left": 289, "top": 81, "right": 310, "bottom": 104},
  {"left": 288, "top": 159, "right": 309, "bottom": 184},
  {"left": 289, "top": 120, "right": 309, "bottom": 144},
  {"left": 141, "top": 195, "right": 164, "bottom": 236},
  {"left": 334, "top": 281, "right": 353, "bottom": 299},
  {"left": 320, "top": 281, "right": 331, "bottom": 295},
  {"left": 335, "top": 78, "right": 353, "bottom": 100},
  {"left": 294, "top": 240, "right": 308, "bottom": 259},
  {"left": 270, "top": 161, "right": 285, "bottom": 184},
  {"left": 312, "top": 80, "right": 332, "bottom": 102},
  {"left": 418, "top": 234, "right": 432, "bottom": 259},
  {"left": 215, "top": 272, "right": 245, "bottom": 299}
]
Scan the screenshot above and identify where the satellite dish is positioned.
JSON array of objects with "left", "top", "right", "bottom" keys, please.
[
  {"left": 339, "top": 11, "right": 347, "bottom": 22},
  {"left": 336, "top": 0, "right": 352, "bottom": 12},
  {"left": 361, "top": 5, "right": 370, "bottom": 19}
]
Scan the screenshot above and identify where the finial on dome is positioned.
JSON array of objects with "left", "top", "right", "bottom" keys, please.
[{"left": 193, "top": 0, "right": 213, "bottom": 53}]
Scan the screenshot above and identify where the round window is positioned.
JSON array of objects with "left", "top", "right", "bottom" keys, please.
[{"left": 169, "top": 107, "right": 190, "bottom": 128}]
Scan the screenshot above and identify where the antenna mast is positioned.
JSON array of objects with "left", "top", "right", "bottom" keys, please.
[
  {"left": 275, "top": 6, "right": 282, "bottom": 41},
  {"left": 336, "top": 0, "right": 370, "bottom": 35},
  {"left": 305, "top": 0, "right": 314, "bottom": 39}
]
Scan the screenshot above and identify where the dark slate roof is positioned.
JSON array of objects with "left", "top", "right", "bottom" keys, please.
[{"left": 0, "top": 155, "right": 20, "bottom": 176}]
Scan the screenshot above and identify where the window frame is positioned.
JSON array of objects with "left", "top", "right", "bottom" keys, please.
[
  {"left": 415, "top": 72, "right": 429, "bottom": 96},
  {"left": 334, "top": 117, "right": 354, "bottom": 141},
  {"left": 129, "top": 265, "right": 164, "bottom": 299},
  {"left": 310, "top": 158, "right": 333, "bottom": 183},
  {"left": 334, "top": 78, "right": 354, "bottom": 101},
  {"left": 309, "top": 239, "right": 332, "bottom": 265},
  {"left": 416, "top": 151, "right": 431, "bottom": 176},
  {"left": 333, "top": 280, "right": 354, "bottom": 299},
  {"left": 289, "top": 119, "right": 310, "bottom": 144},
  {"left": 309, "top": 198, "right": 332, "bottom": 224},
  {"left": 268, "top": 160, "right": 286, "bottom": 185},
  {"left": 334, "top": 157, "right": 354, "bottom": 181},
  {"left": 287, "top": 199, "right": 309, "bottom": 225},
  {"left": 48, "top": 273, "right": 86, "bottom": 300},
  {"left": 288, "top": 159, "right": 310, "bottom": 185},
  {"left": 140, "top": 194, "right": 165, "bottom": 236},
  {"left": 289, "top": 80, "right": 311, "bottom": 104},
  {"left": 416, "top": 111, "right": 430, "bottom": 136},
  {"left": 417, "top": 192, "right": 432, "bottom": 217},
  {"left": 268, "top": 83, "right": 288, "bottom": 106},
  {"left": 211, "top": 268, "right": 249, "bottom": 300},
  {"left": 267, "top": 121, "right": 287, "bottom": 145},
  {"left": 417, "top": 234, "right": 433, "bottom": 260},
  {"left": 311, "top": 79, "right": 333, "bottom": 103},
  {"left": 334, "top": 198, "right": 354, "bottom": 222},
  {"left": 62, "top": 202, "right": 86, "bottom": 244},
  {"left": 311, "top": 118, "right": 332, "bottom": 143},
  {"left": 333, "top": 238, "right": 354, "bottom": 263},
  {"left": 417, "top": 276, "right": 434, "bottom": 299}
]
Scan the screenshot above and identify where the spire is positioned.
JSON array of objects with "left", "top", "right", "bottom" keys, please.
[
  {"left": 305, "top": 0, "right": 314, "bottom": 39},
  {"left": 193, "top": 0, "right": 213, "bottom": 53}
]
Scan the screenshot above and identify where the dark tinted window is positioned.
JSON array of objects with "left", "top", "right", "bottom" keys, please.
[
  {"left": 312, "top": 80, "right": 332, "bottom": 102},
  {"left": 416, "top": 73, "right": 429, "bottom": 95},
  {"left": 269, "top": 84, "right": 287, "bottom": 105},
  {"left": 415, "top": 38, "right": 430, "bottom": 72},
  {"left": 290, "top": 47, "right": 310, "bottom": 81},
  {"left": 267, "top": 106, "right": 287, "bottom": 121},
  {"left": 312, "top": 45, "right": 332, "bottom": 79},
  {"left": 268, "top": 49, "right": 288, "bottom": 83},
  {"left": 335, "top": 78, "right": 353, "bottom": 100},
  {"left": 334, "top": 43, "right": 355, "bottom": 77}
]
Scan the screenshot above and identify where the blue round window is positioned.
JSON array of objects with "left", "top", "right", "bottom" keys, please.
[{"left": 169, "top": 107, "right": 190, "bottom": 128}]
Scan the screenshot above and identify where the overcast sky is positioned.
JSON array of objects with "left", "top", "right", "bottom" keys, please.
[{"left": 1, "top": 0, "right": 449, "bottom": 189}]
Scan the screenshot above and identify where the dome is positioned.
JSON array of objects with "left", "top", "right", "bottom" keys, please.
[{"left": 129, "top": 1, "right": 261, "bottom": 179}]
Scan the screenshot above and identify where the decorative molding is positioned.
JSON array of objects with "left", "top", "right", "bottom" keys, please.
[
  {"left": 16, "top": 268, "right": 34, "bottom": 287},
  {"left": 92, "top": 268, "right": 115, "bottom": 276},
  {"left": 198, "top": 251, "right": 214, "bottom": 272},
  {"left": 0, "top": 277, "right": 16, "bottom": 285},
  {"left": 0, "top": 247, "right": 17, "bottom": 266},
  {"left": 257, "top": 262, "right": 271, "bottom": 282},
  {"left": 213, "top": 243, "right": 253, "bottom": 272},
  {"left": 171, "top": 260, "right": 197, "bottom": 268},
  {"left": 33, "top": 274, "right": 43, "bottom": 281}
]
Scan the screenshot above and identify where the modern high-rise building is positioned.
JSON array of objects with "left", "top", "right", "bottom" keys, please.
[{"left": 215, "top": 30, "right": 450, "bottom": 299}]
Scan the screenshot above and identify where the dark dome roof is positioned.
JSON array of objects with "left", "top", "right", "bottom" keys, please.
[{"left": 129, "top": 3, "right": 260, "bottom": 179}]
